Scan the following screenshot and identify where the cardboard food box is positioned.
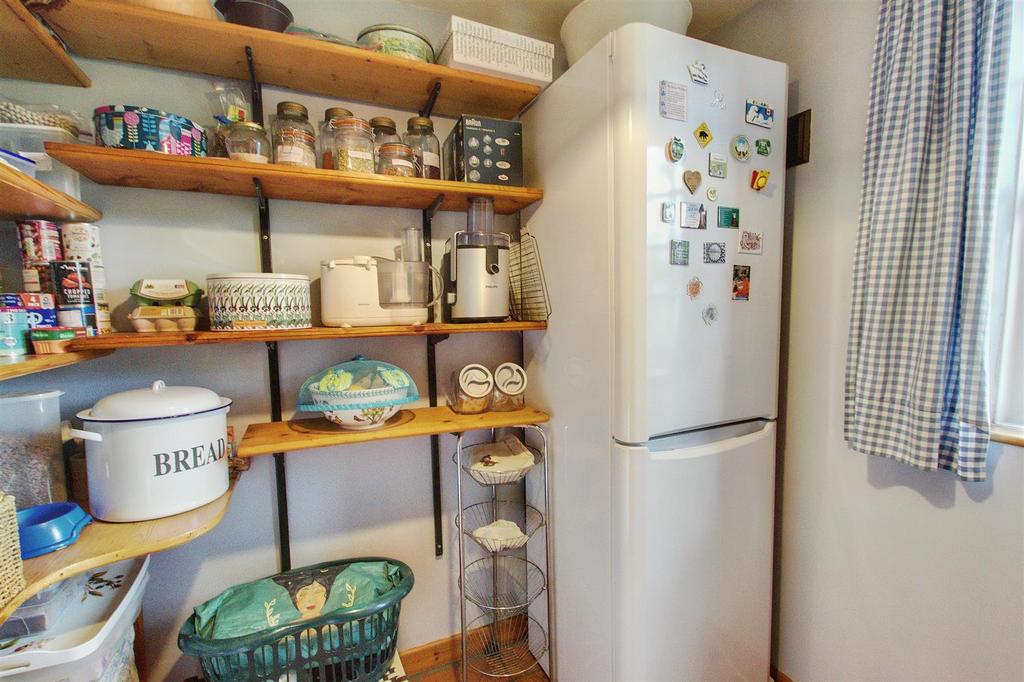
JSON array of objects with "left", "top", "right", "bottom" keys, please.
[
  {"left": 443, "top": 115, "right": 523, "bottom": 186},
  {"left": 0, "top": 293, "right": 57, "bottom": 328},
  {"left": 438, "top": 16, "right": 554, "bottom": 86}
]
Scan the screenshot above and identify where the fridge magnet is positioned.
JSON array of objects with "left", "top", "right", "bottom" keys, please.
[
  {"left": 731, "top": 134, "right": 752, "bottom": 161},
  {"left": 755, "top": 138, "right": 772, "bottom": 156},
  {"left": 708, "top": 153, "right": 728, "bottom": 179},
  {"left": 710, "top": 89, "right": 726, "bottom": 110},
  {"left": 706, "top": 186, "right": 719, "bottom": 202},
  {"left": 744, "top": 99, "right": 774, "bottom": 128},
  {"left": 683, "top": 170, "right": 702, "bottom": 194},
  {"left": 687, "top": 276, "right": 703, "bottom": 299},
  {"left": 688, "top": 60, "right": 710, "bottom": 85},
  {"left": 718, "top": 206, "right": 740, "bottom": 228},
  {"left": 666, "top": 136, "right": 686, "bottom": 162},
  {"left": 750, "top": 169, "right": 771, "bottom": 191},
  {"left": 738, "top": 229, "right": 764, "bottom": 254},
  {"left": 702, "top": 303, "right": 719, "bottom": 326},
  {"left": 659, "top": 80, "right": 688, "bottom": 122},
  {"left": 732, "top": 264, "right": 751, "bottom": 301},
  {"left": 661, "top": 201, "right": 675, "bottom": 223},
  {"left": 680, "top": 202, "right": 706, "bottom": 229},
  {"left": 693, "top": 122, "right": 713, "bottom": 149},
  {"left": 703, "top": 241, "right": 727, "bottom": 264},
  {"left": 670, "top": 240, "right": 690, "bottom": 266}
]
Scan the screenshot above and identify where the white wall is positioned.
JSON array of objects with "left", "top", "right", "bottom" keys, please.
[
  {"left": 708, "top": 2, "right": 1024, "bottom": 680},
  {"left": 0, "top": 2, "right": 529, "bottom": 678}
]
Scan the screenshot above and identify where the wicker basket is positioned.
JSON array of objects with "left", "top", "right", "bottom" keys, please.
[{"left": 0, "top": 494, "right": 25, "bottom": 609}]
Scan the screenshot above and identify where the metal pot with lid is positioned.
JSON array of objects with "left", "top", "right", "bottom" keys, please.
[{"left": 70, "top": 381, "right": 232, "bottom": 522}]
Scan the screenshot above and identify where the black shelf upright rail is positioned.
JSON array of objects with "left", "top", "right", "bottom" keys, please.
[
  {"left": 421, "top": 83, "right": 447, "bottom": 557},
  {"left": 247, "top": 45, "right": 291, "bottom": 572}
]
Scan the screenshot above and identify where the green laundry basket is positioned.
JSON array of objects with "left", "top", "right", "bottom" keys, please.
[{"left": 178, "top": 558, "right": 414, "bottom": 682}]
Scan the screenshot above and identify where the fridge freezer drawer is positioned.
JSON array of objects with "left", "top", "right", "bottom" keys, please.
[{"left": 612, "top": 420, "right": 775, "bottom": 681}]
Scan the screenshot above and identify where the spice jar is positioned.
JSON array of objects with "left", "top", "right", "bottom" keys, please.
[
  {"left": 376, "top": 142, "right": 420, "bottom": 177},
  {"left": 447, "top": 364, "right": 493, "bottom": 414},
  {"left": 370, "top": 116, "right": 402, "bottom": 157},
  {"left": 225, "top": 121, "right": 271, "bottom": 164},
  {"left": 333, "top": 117, "right": 376, "bottom": 174},
  {"left": 318, "top": 106, "right": 354, "bottom": 169},
  {"left": 403, "top": 116, "right": 442, "bottom": 179},
  {"left": 271, "top": 101, "right": 316, "bottom": 168}
]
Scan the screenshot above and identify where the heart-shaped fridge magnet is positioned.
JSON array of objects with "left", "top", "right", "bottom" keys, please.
[{"left": 683, "top": 170, "right": 702, "bottom": 194}]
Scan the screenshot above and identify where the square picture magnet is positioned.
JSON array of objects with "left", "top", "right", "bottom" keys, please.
[
  {"left": 670, "top": 240, "right": 690, "bottom": 265},
  {"left": 738, "top": 229, "right": 763, "bottom": 254},
  {"left": 733, "top": 264, "right": 751, "bottom": 300},
  {"left": 704, "top": 241, "right": 727, "bottom": 264},
  {"left": 744, "top": 99, "right": 774, "bottom": 128},
  {"left": 718, "top": 206, "right": 740, "bottom": 228},
  {"left": 680, "top": 202, "right": 706, "bottom": 229},
  {"left": 708, "top": 153, "right": 728, "bottom": 179}
]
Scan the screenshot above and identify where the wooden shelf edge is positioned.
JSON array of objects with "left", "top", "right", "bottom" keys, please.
[
  {"left": 991, "top": 426, "right": 1024, "bottom": 448},
  {"left": 0, "top": 0, "right": 91, "bottom": 87},
  {"left": 45, "top": 143, "right": 543, "bottom": 214},
  {"left": 238, "top": 406, "right": 550, "bottom": 458},
  {"left": 66, "top": 322, "right": 547, "bottom": 351},
  {"left": 0, "top": 162, "right": 102, "bottom": 223},
  {"left": 0, "top": 350, "right": 113, "bottom": 382},
  {"left": 0, "top": 478, "right": 238, "bottom": 624}
]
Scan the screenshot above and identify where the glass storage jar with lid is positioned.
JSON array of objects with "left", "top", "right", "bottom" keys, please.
[
  {"left": 376, "top": 142, "right": 419, "bottom": 177},
  {"left": 333, "top": 117, "right": 375, "bottom": 173},
  {"left": 225, "top": 121, "right": 271, "bottom": 164},
  {"left": 370, "top": 116, "right": 402, "bottom": 156},
  {"left": 318, "top": 106, "right": 353, "bottom": 169},
  {"left": 271, "top": 101, "right": 316, "bottom": 168},
  {"left": 402, "top": 116, "right": 441, "bottom": 179}
]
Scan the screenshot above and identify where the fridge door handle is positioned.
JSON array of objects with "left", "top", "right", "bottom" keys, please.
[{"left": 650, "top": 421, "right": 775, "bottom": 462}]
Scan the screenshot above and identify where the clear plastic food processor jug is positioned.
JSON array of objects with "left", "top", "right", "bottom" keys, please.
[{"left": 375, "top": 227, "right": 443, "bottom": 309}]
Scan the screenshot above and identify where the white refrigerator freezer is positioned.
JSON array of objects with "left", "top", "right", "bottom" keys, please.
[{"left": 522, "top": 24, "right": 787, "bottom": 681}]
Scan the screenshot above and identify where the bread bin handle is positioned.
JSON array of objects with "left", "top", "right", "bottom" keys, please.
[{"left": 68, "top": 427, "right": 103, "bottom": 442}]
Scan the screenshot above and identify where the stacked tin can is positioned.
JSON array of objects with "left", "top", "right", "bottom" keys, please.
[{"left": 16, "top": 220, "right": 110, "bottom": 336}]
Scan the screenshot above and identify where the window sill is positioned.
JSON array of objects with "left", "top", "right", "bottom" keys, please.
[{"left": 991, "top": 425, "right": 1024, "bottom": 448}]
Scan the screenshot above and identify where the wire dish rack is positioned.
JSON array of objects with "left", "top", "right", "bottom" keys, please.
[
  {"left": 509, "top": 229, "right": 551, "bottom": 322},
  {"left": 455, "top": 425, "right": 555, "bottom": 681}
]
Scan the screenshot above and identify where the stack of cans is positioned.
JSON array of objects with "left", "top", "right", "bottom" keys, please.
[{"left": 11, "top": 220, "right": 110, "bottom": 341}]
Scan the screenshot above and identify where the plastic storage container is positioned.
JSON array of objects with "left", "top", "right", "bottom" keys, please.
[
  {"left": 447, "top": 364, "right": 493, "bottom": 414},
  {"left": 179, "top": 558, "right": 413, "bottom": 682},
  {"left": 0, "top": 391, "right": 66, "bottom": 510},
  {"left": 0, "top": 557, "right": 148, "bottom": 681},
  {"left": 0, "top": 572, "right": 83, "bottom": 639},
  {"left": 0, "top": 148, "right": 36, "bottom": 177},
  {"left": 0, "top": 123, "right": 82, "bottom": 197}
]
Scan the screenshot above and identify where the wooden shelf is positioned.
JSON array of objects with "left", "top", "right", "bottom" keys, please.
[
  {"left": 66, "top": 322, "right": 546, "bottom": 352},
  {"left": 239, "top": 406, "right": 549, "bottom": 458},
  {"left": 0, "top": 162, "right": 102, "bottom": 223},
  {"left": 46, "top": 144, "right": 543, "bottom": 214},
  {"left": 0, "top": 350, "right": 113, "bottom": 382},
  {"left": 0, "top": 0, "right": 90, "bottom": 87},
  {"left": 0, "top": 479, "right": 237, "bottom": 624},
  {"left": 37, "top": 0, "right": 539, "bottom": 119}
]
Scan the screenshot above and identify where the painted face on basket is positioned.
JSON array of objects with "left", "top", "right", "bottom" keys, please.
[{"left": 295, "top": 582, "right": 328, "bottom": 619}]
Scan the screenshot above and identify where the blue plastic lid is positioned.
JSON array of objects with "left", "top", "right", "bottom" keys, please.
[{"left": 17, "top": 502, "right": 92, "bottom": 559}]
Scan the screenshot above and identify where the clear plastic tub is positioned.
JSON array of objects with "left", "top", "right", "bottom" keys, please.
[
  {"left": 0, "top": 572, "right": 82, "bottom": 639},
  {"left": 0, "top": 391, "right": 66, "bottom": 509},
  {"left": 0, "top": 148, "right": 36, "bottom": 177},
  {"left": 0, "top": 124, "right": 82, "bottom": 198}
]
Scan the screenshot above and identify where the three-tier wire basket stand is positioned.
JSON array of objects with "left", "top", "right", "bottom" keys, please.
[{"left": 454, "top": 424, "right": 556, "bottom": 681}]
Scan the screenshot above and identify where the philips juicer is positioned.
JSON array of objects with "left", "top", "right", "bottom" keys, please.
[{"left": 442, "top": 197, "right": 511, "bottom": 322}]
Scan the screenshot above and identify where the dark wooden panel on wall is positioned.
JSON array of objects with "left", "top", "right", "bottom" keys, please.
[{"left": 787, "top": 109, "right": 812, "bottom": 168}]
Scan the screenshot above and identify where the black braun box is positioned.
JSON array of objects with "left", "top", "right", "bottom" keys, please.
[{"left": 443, "top": 115, "right": 523, "bottom": 186}]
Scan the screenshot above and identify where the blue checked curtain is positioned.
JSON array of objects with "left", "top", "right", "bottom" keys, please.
[{"left": 845, "top": 0, "right": 1012, "bottom": 481}]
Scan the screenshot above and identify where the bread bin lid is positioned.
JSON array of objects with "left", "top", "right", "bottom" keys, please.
[
  {"left": 297, "top": 355, "right": 419, "bottom": 411},
  {"left": 81, "top": 380, "right": 231, "bottom": 422}
]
